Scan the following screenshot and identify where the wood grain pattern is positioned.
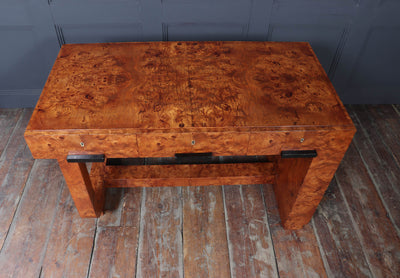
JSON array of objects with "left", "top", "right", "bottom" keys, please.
[
  {"left": 89, "top": 188, "right": 142, "bottom": 277},
  {"left": 0, "top": 109, "right": 22, "bottom": 156},
  {"left": 88, "top": 227, "right": 138, "bottom": 278},
  {"left": 26, "top": 41, "right": 353, "bottom": 133},
  {"left": 263, "top": 184, "right": 327, "bottom": 277},
  {"left": 312, "top": 178, "right": 372, "bottom": 277},
  {"left": 368, "top": 105, "right": 400, "bottom": 168},
  {"left": 191, "top": 132, "right": 249, "bottom": 156},
  {"left": 119, "top": 188, "right": 143, "bottom": 227},
  {"left": 90, "top": 162, "right": 106, "bottom": 219},
  {"left": 57, "top": 160, "right": 104, "bottom": 217},
  {"left": 223, "top": 184, "right": 278, "bottom": 277},
  {"left": 24, "top": 41, "right": 354, "bottom": 160},
  {"left": 24, "top": 133, "right": 139, "bottom": 159},
  {"left": 349, "top": 105, "right": 400, "bottom": 234},
  {"left": 4, "top": 106, "right": 400, "bottom": 276},
  {"left": 40, "top": 185, "right": 96, "bottom": 278},
  {"left": 183, "top": 186, "right": 231, "bottom": 277},
  {"left": 0, "top": 109, "right": 34, "bottom": 248},
  {"left": 104, "top": 163, "right": 274, "bottom": 187},
  {"left": 137, "top": 132, "right": 250, "bottom": 157},
  {"left": 0, "top": 160, "right": 63, "bottom": 278},
  {"left": 24, "top": 41, "right": 355, "bottom": 228},
  {"left": 97, "top": 188, "right": 142, "bottom": 228},
  {"left": 97, "top": 188, "right": 125, "bottom": 227},
  {"left": 335, "top": 143, "right": 400, "bottom": 277},
  {"left": 273, "top": 129, "right": 355, "bottom": 229},
  {"left": 249, "top": 129, "right": 355, "bottom": 232},
  {"left": 137, "top": 132, "right": 192, "bottom": 157},
  {"left": 137, "top": 187, "right": 183, "bottom": 277},
  {"left": 275, "top": 156, "right": 313, "bottom": 227},
  {"left": 393, "top": 104, "right": 400, "bottom": 120},
  {"left": 247, "top": 130, "right": 354, "bottom": 156}
]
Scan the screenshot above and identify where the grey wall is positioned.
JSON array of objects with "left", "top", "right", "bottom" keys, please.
[{"left": 1, "top": 0, "right": 399, "bottom": 107}]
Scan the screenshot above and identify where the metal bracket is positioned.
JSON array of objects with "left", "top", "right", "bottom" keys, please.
[
  {"left": 66, "top": 154, "right": 105, "bottom": 163},
  {"left": 174, "top": 152, "right": 213, "bottom": 164},
  {"left": 175, "top": 152, "right": 213, "bottom": 158},
  {"left": 281, "top": 150, "right": 317, "bottom": 159}
]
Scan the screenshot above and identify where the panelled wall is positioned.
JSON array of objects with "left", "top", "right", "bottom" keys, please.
[{"left": 1, "top": 0, "right": 399, "bottom": 107}]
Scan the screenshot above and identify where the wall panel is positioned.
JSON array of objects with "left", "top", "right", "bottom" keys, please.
[
  {"left": 0, "top": 0, "right": 399, "bottom": 107},
  {"left": 0, "top": 0, "right": 59, "bottom": 107}
]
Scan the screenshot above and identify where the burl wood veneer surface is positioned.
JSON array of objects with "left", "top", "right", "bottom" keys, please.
[{"left": 26, "top": 41, "right": 353, "bottom": 133}]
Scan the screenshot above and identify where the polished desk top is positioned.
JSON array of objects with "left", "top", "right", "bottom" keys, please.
[{"left": 27, "top": 41, "right": 354, "bottom": 134}]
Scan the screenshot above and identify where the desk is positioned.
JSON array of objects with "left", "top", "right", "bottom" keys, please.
[{"left": 24, "top": 41, "right": 355, "bottom": 229}]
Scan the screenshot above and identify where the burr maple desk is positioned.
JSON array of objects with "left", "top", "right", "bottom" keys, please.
[{"left": 24, "top": 41, "right": 355, "bottom": 229}]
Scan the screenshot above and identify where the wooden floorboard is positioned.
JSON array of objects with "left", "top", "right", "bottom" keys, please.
[
  {"left": 263, "top": 184, "right": 328, "bottom": 278},
  {"left": 0, "top": 109, "right": 34, "bottom": 248},
  {"left": 1, "top": 106, "right": 400, "bottom": 277},
  {"left": 393, "top": 104, "right": 400, "bottom": 119},
  {"left": 312, "top": 178, "right": 372, "bottom": 277},
  {"left": 89, "top": 187, "right": 142, "bottom": 277},
  {"left": 335, "top": 143, "right": 400, "bottom": 276},
  {"left": 0, "top": 109, "right": 22, "bottom": 156},
  {"left": 89, "top": 226, "right": 139, "bottom": 278},
  {"left": 223, "top": 184, "right": 278, "bottom": 277},
  {"left": 137, "top": 187, "right": 183, "bottom": 277},
  {"left": 97, "top": 188, "right": 126, "bottom": 227},
  {"left": 367, "top": 105, "right": 400, "bottom": 167},
  {"left": 0, "top": 160, "right": 64, "bottom": 277},
  {"left": 40, "top": 185, "right": 96, "bottom": 278},
  {"left": 183, "top": 186, "right": 231, "bottom": 278},
  {"left": 348, "top": 105, "right": 400, "bottom": 236}
]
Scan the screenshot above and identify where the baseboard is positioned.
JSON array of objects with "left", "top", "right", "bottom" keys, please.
[
  {"left": 0, "top": 89, "right": 42, "bottom": 108},
  {"left": 338, "top": 87, "right": 400, "bottom": 104}
]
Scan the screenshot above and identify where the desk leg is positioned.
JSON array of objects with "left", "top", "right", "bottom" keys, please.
[
  {"left": 58, "top": 159, "right": 105, "bottom": 217},
  {"left": 274, "top": 139, "right": 352, "bottom": 229}
]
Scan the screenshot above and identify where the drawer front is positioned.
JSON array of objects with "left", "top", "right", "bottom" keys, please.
[
  {"left": 247, "top": 130, "right": 354, "bottom": 155},
  {"left": 137, "top": 132, "right": 250, "bottom": 157},
  {"left": 24, "top": 133, "right": 139, "bottom": 159},
  {"left": 137, "top": 133, "right": 193, "bottom": 157},
  {"left": 191, "top": 132, "right": 249, "bottom": 156}
]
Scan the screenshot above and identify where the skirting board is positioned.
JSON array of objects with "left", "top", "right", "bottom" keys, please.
[{"left": 0, "top": 89, "right": 41, "bottom": 108}]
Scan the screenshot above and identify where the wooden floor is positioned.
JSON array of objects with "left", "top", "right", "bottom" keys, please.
[{"left": 0, "top": 105, "right": 399, "bottom": 278}]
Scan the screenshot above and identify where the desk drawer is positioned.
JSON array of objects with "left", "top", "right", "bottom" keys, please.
[
  {"left": 137, "top": 132, "right": 250, "bottom": 157},
  {"left": 137, "top": 133, "right": 193, "bottom": 157},
  {"left": 247, "top": 130, "right": 354, "bottom": 155},
  {"left": 24, "top": 133, "right": 139, "bottom": 159},
  {"left": 192, "top": 132, "right": 249, "bottom": 156}
]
